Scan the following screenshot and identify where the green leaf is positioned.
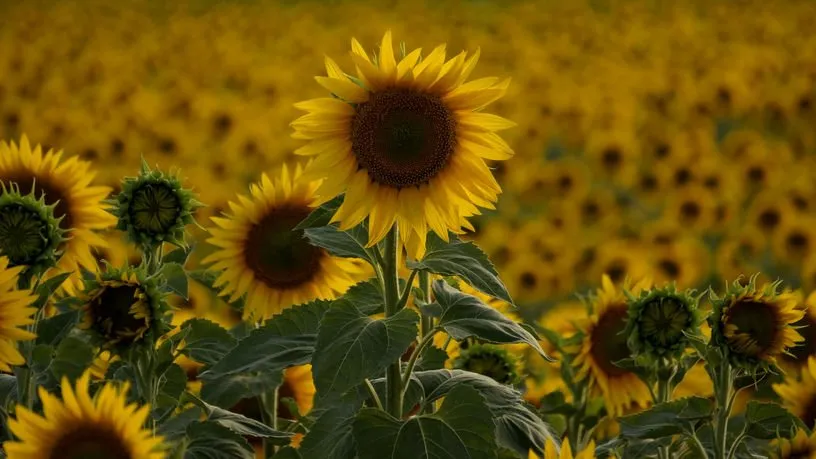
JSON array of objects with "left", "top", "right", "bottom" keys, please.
[
  {"left": 153, "top": 363, "right": 188, "bottom": 421},
  {"left": 32, "top": 272, "right": 74, "bottom": 308},
  {"left": 294, "top": 195, "right": 345, "bottom": 230},
  {"left": 744, "top": 401, "right": 802, "bottom": 439},
  {"left": 202, "top": 333, "right": 314, "bottom": 377},
  {"left": 343, "top": 280, "right": 384, "bottom": 315},
  {"left": 207, "top": 405, "right": 293, "bottom": 442},
  {"left": 184, "top": 421, "right": 254, "bottom": 459},
  {"left": 262, "top": 299, "right": 332, "bottom": 336},
  {"left": 415, "top": 346, "right": 449, "bottom": 371},
  {"left": 300, "top": 399, "right": 362, "bottom": 459},
  {"left": 201, "top": 371, "right": 283, "bottom": 409},
  {"left": 304, "top": 225, "right": 372, "bottom": 264},
  {"left": 618, "top": 397, "right": 713, "bottom": 440},
  {"left": 177, "top": 318, "right": 237, "bottom": 366},
  {"left": 407, "top": 233, "right": 511, "bottom": 303},
  {"left": 273, "top": 447, "right": 302, "bottom": 459},
  {"left": 34, "top": 310, "right": 80, "bottom": 346},
  {"left": 165, "top": 246, "right": 194, "bottom": 266},
  {"left": 0, "top": 374, "right": 17, "bottom": 407},
  {"left": 159, "top": 406, "right": 204, "bottom": 442},
  {"left": 50, "top": 336, "right": 94, "bottom": 382},
  {"left": 539, "top": 391, "right": 577, "bottom": 416},
  {"left": 353, "top": 385, "right": 497, "bottom": 459},
  {"left": 405, "top": 370, "right": 556, "bottom": 456},
  {"left": 312, "top": 300, "right": 418, "bottom": 399},
  {"left": 431, "top": 281, "right": 552, "bottom": 361},
  {"left": 161, "top": 262, "right": 189, "bottom": 299}
]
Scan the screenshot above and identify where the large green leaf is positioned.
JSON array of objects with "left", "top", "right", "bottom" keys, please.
[
  {"left": 159, "top": 407, "right": 204, "bottom": 443},
  {"left": 152, "top": 363, "right": 188, "bottom": 421},
  {"left": 207, "top": 404, "right": 293, "bottom": 443},
  {"left": 262, "top": 299, "right": 332, "bottom": 336},
  {"left": 431, "top": 281, "right": 551, "bottom": 360},
  {"left": 618, "top": 397, "right": 713, "bottom": 440},
  {"left": 160, "top": 262, "right": 189, "bottom": 299},
  {"left": 49, "top": 336, "right": 94, "bottom": 382},
  {"left": 743, "top": 401, "right": 802, "bottom": 440},
  {"left": 176, "top": 318, "right": 237, "bottom": 366},
  {"left": 312, "top": 300, "right": 418, "bottom": 399},
  {"left": 34, "top": 310, "right": 80, "bottom": 346},
  {"left": 299, "top": 398, "right": 362, "bottom": 459},
  {"left": 0, "top": 374, "right": 17, "bottom": 408},
  {"left": 184, "top": 421, "right": 254, "bottom": 459},
  {"left": 200, "top": 333, "right": 314, "bottom": 380},
  {"left": 407, "top": 233, "right": 511, "bottom": 303},
  {"left": 353, "top": 385, "right": 497, "bottom": 459},
  {"left": 409, "top": 369, "right": 556, "bottom": 457},
  {"left": 343, "top": 280, "right": 384, "bottom": 316},
  {"left": 294, "top": 195, "right": 345, "bottom": 230},
  {"left": 201, "top": 371, "right": 283, "bottom": 408},
  {"left": 304, "top": 225, "right": 372, "bottom": 264}
]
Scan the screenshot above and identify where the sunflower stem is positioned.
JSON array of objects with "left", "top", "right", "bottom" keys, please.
[
  {"left": 262, "top": 386, "right": 280, "bottom": 458},
  {"left": 713, "top": 363, "right": 734, "bottom": 459},
  {"left": 418, "top": 271, "right": 433, "bottom": 339},
  {"left": 382, "top": 225, "right": 403, "bottom": 418}
]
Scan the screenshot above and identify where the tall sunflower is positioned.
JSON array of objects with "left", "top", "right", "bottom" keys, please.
[
  {"left": 572, "top": 275, "right": 652, "bottom": 417},
  {"left": 0, "top": 256, "right": 37, "bottom": 372},
  {"left": 291, "top": 31, "right": 514, "bottom": 258},
  {"left": 773, "top": 356, "right": 816, "bottom": 429},
  {"left": 710, "top": 278, "right": 804, "bottom": 371},
  {"left": 529, "top": 438, "right": 595, "bottom": 459},
  {"left": 203, "top": 164, "right": 364, "bottom": 321},
  {"left": 771, "top": 429, "right": 816, "bottom": 459},
  {"left": 3, "top": 371, "right": 165, "bottom": 459},
  {"left": 0, "top": 136, "right": 116, "bottom": 293}
]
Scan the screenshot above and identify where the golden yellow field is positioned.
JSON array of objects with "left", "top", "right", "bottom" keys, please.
[{"left": 1, "top": 0, "right": 816, "bottom": 458}]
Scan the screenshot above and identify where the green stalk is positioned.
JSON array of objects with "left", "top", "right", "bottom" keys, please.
[
  {"left": 655, "top": 368, "right": 673, "bottom": 459},
  {"left": 418, "top": 271, "right": 433, "bottom": 339},
  {"left": 262, "top": 387, "right": 280, "bottom": 458},
  {"left": 713, "top": 364, "right": 734, "bottom": 459},
  {"left": 382, "top": 226, "right": 403, "bottom": 418}
]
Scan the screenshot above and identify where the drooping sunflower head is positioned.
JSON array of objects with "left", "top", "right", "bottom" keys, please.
[
  {"left": 0, "top": 135, "right": 116, "bottom": 294},
  {"left": 625, "top": 284, "right": 702, "bottom": 364},
  {"left": 710, "top": 276, "right": 804, "bottom": 371},
  {"left": 3, "top": 371, "right": 166, "bottom": 459},
  {"left": 771, "top": 429, "right": 816, "bottom": 459},
  {"left": 79, "top": 265, "right": 169, "bottom": 353},
  {"left": 572, "top": 275, "right": 652, "bottom": 417},
  {"left": 202, "top": 163, "right": 365, "bottom": 321},
  {"left": 0, "top": 256, "right": 37, "bottom": 372},
  {"left": 110, "top": 160, "right": 202, "bottom": 250},
  {"left": 452, "top": 342, "right": 522, "bottom": 386},
  {"left": 774, "top": 356, "right": 816, "bottom": 430},
  {"left": 0, "top": 183, "right": 66, "bottom": 283},
  {"left": 292, "top": 31, "right": 514, "bottom": 258}
]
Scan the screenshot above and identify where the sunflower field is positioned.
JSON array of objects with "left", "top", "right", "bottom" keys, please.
[{"left": 2, "top": 0, "right": 816, "bottom": 458}]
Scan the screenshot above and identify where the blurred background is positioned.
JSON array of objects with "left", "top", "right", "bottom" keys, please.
[{"left": 2, "top": 0, "right": 816, "bottom": 321}]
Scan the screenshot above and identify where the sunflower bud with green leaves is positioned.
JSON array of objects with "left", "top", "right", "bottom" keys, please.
[
  {"left": 709, "top": 276, "right": 804, "bottom": 372},
  {"left": 452, "top": 341, "right": 522, "bottom": 386},
  {"left": 109, "top": 160, "right": 202, "bottom": 251},
  {"left": 78, "top": 265, "right": 170, "bottom": 354},
  {"left": 0, "top": 183, "right": 66, "bottom": 284},
  {"left": 625, "top": 284, "right": 702, "bottom": 365}
]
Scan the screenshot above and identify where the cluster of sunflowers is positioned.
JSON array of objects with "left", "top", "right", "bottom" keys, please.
[{"left": 1, "top": 0, "right": 816, "bottom": 458}]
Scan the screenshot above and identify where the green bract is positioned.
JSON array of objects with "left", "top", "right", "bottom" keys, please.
[
  {"left": 452, "top": 342, "right": 522, "bottom": 386},
  {"left": 625, "top": 284, "right": 701, "bottom": 365},
  {"left": 0, "top": 183, "right": 66, "bottom": 283},
  {"left": 109, "top": 160, "right": 202, "bottom": 250}
]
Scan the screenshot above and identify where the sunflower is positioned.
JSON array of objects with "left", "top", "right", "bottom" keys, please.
[
  {"left": 3, "top": 371, "right": 165, "bottom": 459},
  {"left": 771, "top": 429, "right": 816, "bottom": 459},
  {"left": 625, "top": 284, "right": 701, "bottom": 363},
  {"left": 528, "top": 438, "right": 595, "bottom": 459},
  {"left": 780, "top": 291, "right": 816, "bottom": 370},
  {"left": 0, "top": 256, "right": 37, "bottom": 372},
  {"left": 710, "top": 278, "right": 804, "bottom": 371},
  {"left": 774, "top": 356, "right": 816, "bottom": 430},
  {"left": 0, "top": 135, "right": 115, "bottom": 293},
  {"left": 203, "top": 163, "right": 364, "bottom": 321},
  {"left": 291, "top": 31, "right": 514, "bottom": 258},
  {"left": 79, "top": 266, "right": 169, "bottom": 352},
  {"left": 278, "top": 364, "right": 316, "bottom": 419},
  {"left": 572, "top": 275, "right": 652, "bottom": 417}
]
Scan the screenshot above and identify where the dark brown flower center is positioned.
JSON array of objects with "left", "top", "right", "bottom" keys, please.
[
  {"left": 89, "top": 284, "right": 150, "bottom": 345},
  {"left": 244, "top": 205, "right": 323, "bottom": 290},
  {"left": 351, "top": 89, "right": 457, "bottom": 188},
  {"left": 1, "top": 172, "right": 73, "bottom": 230},
  {"left": 725, "top": 300, "right": 780, "bottom": 357},
  {"left": 590, "top": 305, "right": 631, "bottom": 378},
  {"left": 50, "top": 424, "right": 133, "bottom": 459}
]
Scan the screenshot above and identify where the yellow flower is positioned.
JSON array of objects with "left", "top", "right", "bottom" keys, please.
[
  {"left": 772, "top": 429, "right": 816, "bottom": 459},
  {"left": 529, "top": 438, "right": 596, "bottom": 459},
  {"left": 279, "top": 364, "right": 316, "bottom": 418},
  {"left": 0, "top": 135, "right": 116, "bottom": 293},
  {"left": 291, "top": 31, "right": 514, "bottom": 258},
  {"left": 0, "top": 256, "right": 37, "bottom": 372},
  {"left": 573, "top": 275, "right": 652, "bottom": 417},
  {"left": 202, "top": 163, "right": 365, "bottom": 321},
  {"left": 774, "top": 356, "right": 816, "bottom": 429},
  {"left": 3, "top": 371, "right": 166, "bottom": 459}
]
